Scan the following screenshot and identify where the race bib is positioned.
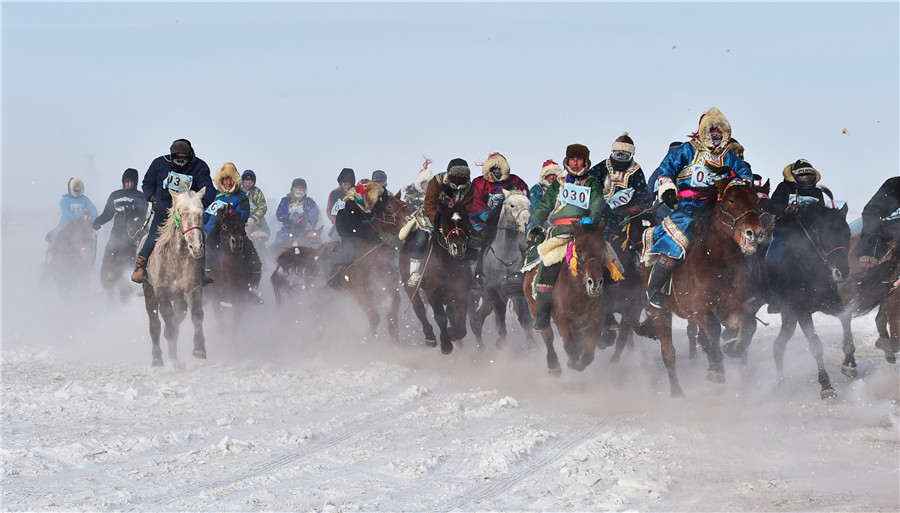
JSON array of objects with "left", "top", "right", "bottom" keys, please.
[
  {"left": 688, "top": 164, "right": 716, "bottom": 187},
  {"left": 560, "top": 183, "right": 590, "bottom": 209},
  {"left": 330, "top": 199, "right": 346, "bottom": 216},
  {"left": 205, "top": 199, "right": 229, "bottom": 216},
  {"left": 885, "top": 206, "right": 900, "bottom": 221},
  {"left": 606, "top": 188, "right": 635, "bottom": 209},
  {"left": 788, "top": 194, "right": 820, "bottom": 207},
  {"left": 487, "top": 192, "right": 504, "bottom": 210},
  {"left": 114, "top": 197, "right": 135, "bottom": 213},
  {"left": 164, "top": 171, "right": 193, "bottom": 193},
  {"left": 823, "top": 198, "right": 846, "bottom": 209}
]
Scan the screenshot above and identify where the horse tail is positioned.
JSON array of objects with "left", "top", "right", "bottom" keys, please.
[{"left": 849, "top": 257, "right": 899, "bottom": 316}]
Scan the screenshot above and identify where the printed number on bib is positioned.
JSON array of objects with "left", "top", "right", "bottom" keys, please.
[
  {"left": 788, "top": 194, "right": 820, "bottom": 207},
  {"left": 607, "top": 188, "right": 635, "bottom": 209},
  {"left": 885, "top": 207, "right": 900, "bottom": 221},
  {"left": 164, "top": 171, "right": 193, "bottom": 193},
  {"left": 205, "top": 199, "right": 229, "bottom": 216},
  {"left": 330, "top": 199, "right": 346, "bottom": 216},
  {"left": 560, "top": 183, "right": 590, "bottom": 209},
  {"left": 688, "top": 164, "right": 715, "bottom": 188}
]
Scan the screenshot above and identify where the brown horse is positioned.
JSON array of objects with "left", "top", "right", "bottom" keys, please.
[
  {"left": 524, "top": 221, "right": 609, "bottom": 375},
  {"left": 399, "top": 202, "right": 472, "bottom": 354},
  {"left": 46, "top": 218, "right": 97, "bottom": 298},
  {"left": 207, "top": 207, "right": 251, "bottom": 327},
  {"left": 643, "top": 176, "right": 764, "bottom": 397}
]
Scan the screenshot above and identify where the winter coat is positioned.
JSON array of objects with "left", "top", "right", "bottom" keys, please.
[
  {"left": 274, "top": 195, "right": 320, "bottom": 245},
  {"left": 141, "top": 154, "right": 216, "bottom": 214},
  {"left": 589, "top": 159, "right": 652, "bottom": 230},
  {"left": 59, "top": 194, "right": 98, "bottom": 224},
  {"left": 528, "top": 174, "right": 606, "bottom": 238},
  {"left": 203, "top": 190, "right": 251, "bottom": 235},
  {"left": 423, "top": 172, "right": 474, "bottom": 224},
  {"left": 326, "top": 187, "right": 349, "bottom": 223},
  {"left": 243, "top": 185, "right": 271, "bottom": 237},
  {"left": 92, "top": 187, "right": 148, "bottom": 246},
  {"left": 768, "top": 180, "right": 828, "bottom": 239},
  {"left": 470, "top": 175, "right": 530, "bottom": 230}
]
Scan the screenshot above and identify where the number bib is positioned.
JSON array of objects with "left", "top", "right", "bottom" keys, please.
[
  {"left": 330, "top": 199, "right": 346, "bottom": 217},
  {"left": 114, "top": 197, "right": 135, "bottom": 213},
  {"left": 164, "top": 171, "right": 193, "bottom": 193},
  {"left": 788, "top": 194, "right": 820, "bottom": 207},
  {"left": 688, "top": 164, "right": 716, "bottom": 187},
  {"left": 606, "top": 188, "right": 635, "bottom": 209},
  {"left": 205, "top": 199, "right": 229, "bottom": 216},
  {"left": 823, "top": 198, "right": 846, "bottom": 210},
  {"left": 560, "top": 183, "right": 590, "bottom": 209},
  {"left": 885, "top": 206, "right": 900, "bottom": 221}
]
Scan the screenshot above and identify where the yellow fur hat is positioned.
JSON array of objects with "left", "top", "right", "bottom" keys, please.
[
  {"left": 482, "top": 152, "right": 511, "bottom": 183},
  {"left": 215, "top": 162, "right": 241, "bottom": 194},
  {"left": 697, "top": 108, "right": 732, "bottom": 152}
]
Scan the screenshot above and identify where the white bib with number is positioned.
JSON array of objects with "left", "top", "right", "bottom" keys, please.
[
  {"left": 885, "top": 206, "right": 900, "bottom": 221},
  {"left": 606, "top": 187, "right": 635, "bottom": 209},
  {"left": 330, "top": 199, "right": 346, "bottom": 217},
  {"left": 688, "top": 164, "right": 716, "bottom": 188},
  {"left": 788, "top": 194, "right": 820, "bottom": 207},
  {"left": 205, "top": 199, "right": 229, "bottom": 216},
  {"left": 164, "top": 171, "right": 193, "bottom": 193},
  {"left": 560, "top": 183, "right": 591, "bottom": 209}
]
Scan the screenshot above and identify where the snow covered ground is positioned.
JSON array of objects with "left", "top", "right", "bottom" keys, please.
[{"left": 2, "top": 221, "right": 899, "bottom": 512}]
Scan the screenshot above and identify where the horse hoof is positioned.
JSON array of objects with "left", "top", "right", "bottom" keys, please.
[
  {"left": 548, "top": 366, "right": 562, "bottom": 377},
  {"left": 566, "top": 359, "right": 578, "bottom": 370},
  {"left": 151, "top": 358, "right": 164, "bottom": 367},
  {"left": 841, "top": 363, "right": 858, "bottom": 378},
  {"left": 707, "top": 370, "right": 726, "bottom": 384},
  {"left": 821, "top": 387, "right": 837, "bottom": 400},
  {"left": 887, "top": 354, "right": 897, "bottom": 365},
  {"left": 193, "top": 349, "right": 207, "bottom": 359},
  {"left": 875, "top": 336, "right": 890, "bottom": 352},
  {"left": 671, "top": 386, "right": 686, "bottom": 398},
  {"left": 527, "top": 340, "right": 539, "bottom": 352},
  {"left": 440, "top": 341, "right": 453, "bottom": 355},
  {"left": 722, "top": 341, "right": 744, "bottom": 359},
  {"left": 423, "top": 339, "right": 437, "bottom": 348}
]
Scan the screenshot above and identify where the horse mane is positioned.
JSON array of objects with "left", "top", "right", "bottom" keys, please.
[
  {"left": 155, "top": 192, "right": 203, "bottom": 247},
  {"left": 691, "top": 185, "right": 720, "bottom": 239}
]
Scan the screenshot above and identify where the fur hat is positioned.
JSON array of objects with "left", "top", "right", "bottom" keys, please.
[
  {"left": 695, "top": 108, "right": 732, "bottom": 152},
  {"left": 482, "top": 152, "right": 511, "bottom": 183},
  {"left": 344, "top": 179, "right": 384, "bottom": 213},
  {"left": 540, "top": 159, "right": 562, "bottom": 181},
  {"left": 611, "top": 132, "right": 635, "bottom": 154},
  {"left": 337, "top": 167, "right": 355, "bottom": 184},
  {"left": 214, "top": 162, "right": 241, "bottom": 193},
  {"left": 122, "top": 168, "right": 139, "bottom": 187},
  {"left": 565, "top": 143, "right": 591, "bottom": 172},
  {"left": 783, "top": 159, "right": 821, "bottom": 185},
  {"left": 68, "top": 177, "right": 85, "bottom": 197},
  {"left": 447, "top": 158, "right": 471, "bottom": 180}
]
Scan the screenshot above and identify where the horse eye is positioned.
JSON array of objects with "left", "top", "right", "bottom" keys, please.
[{"left": 728, "top": 198, "right": 735, "bottom": 204}]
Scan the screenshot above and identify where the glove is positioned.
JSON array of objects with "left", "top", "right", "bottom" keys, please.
[
  {"left": 661, "top": 189, "right": 677, "bottom": 209},
  {"left": 526, "top": 225, "right": 544, "bottom": 244},
  {"left": 247, "top": 216, "right": 257, "bottom": 227},
  {"left": 91, "top": 220, "right": 101, "bottom": 231}
]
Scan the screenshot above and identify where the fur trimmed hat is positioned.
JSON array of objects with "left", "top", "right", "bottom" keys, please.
[
  {"left": 565, "top": 143, "right": 591, "bottom": 171},
  {"left": 447, "top": 158, "right": 471, "bottom": 180},
  {"left": 215, "top": 162, "right": 242, "bottom": 193},
  {"left": 694, "top": 108, "right": 732, "bottom": 152},
  {"left": 413, "top": 157, "right": 433, "bottom": 193},
  {"left": 540, "top": 159, "right": 562, "bottom": 181},
  {"left": 344, "top": 178, "right": 384, "bottom": 213},
  {"left": 611, "top": 132, "right": 635, "bottom": 154},
  {"left": 783, "top": 159, "right": 821, "bottom": 185},
  {"left": 482, "top": 152, "right": 511, "bottom": 183},
  {"left": 68, "top": 177, "right": 85, "bottom": 197}
]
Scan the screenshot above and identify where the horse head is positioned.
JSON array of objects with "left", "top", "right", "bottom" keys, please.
[
  {"left": 169, "top": 187, "right": 206, "bottom": 259},
  {"left": 374, "top": 190, "right": 414, "bottom": 236},
  {"left": 217, "top": 206, "right": 245, "bottom": 254},
  {"left": 500, "top": 189, "right": 531, "bottom": 233},
  {"left": 436, "top": 206, "right": 470, "bottom": 260},
  {"left": 810, "top": 203, "right": 852, "bottom": 283},
  {"left": 713, "top": 176, "right": 763, "bottom": 256},
  {"left": 571, "top": 220, "right": 607, "bottom": 297}
]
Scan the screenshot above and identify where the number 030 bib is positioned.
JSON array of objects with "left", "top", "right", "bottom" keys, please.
[{"left": 560, "top": 183, "right": 590, "bottom": 209}]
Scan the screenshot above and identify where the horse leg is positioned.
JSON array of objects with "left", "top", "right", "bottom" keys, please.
[
  {"left": 652, "top": 309, "right": 684, "bottom": 397},
  {"left": 448, "top": 301, "right": 468, "bottom": 349},
  {"left": 429, "top": 299, "right": 452, "bottom": 355},
  {"left": 772, "top": 313, "right": 798, "bottom": 385},
  {"left": 556, "top": 319, "right": 583, "bottom": 371},
  {"left": 469, "top": 291, "right": 491, "bottom": 350},
  {"left": 796, "top": 312, "right": 836, "bottom": 399},
  {"left": 512, "top": 296, "right": 538, "bottom": 351},
  {"left": 354, "top": 290, "right": 381, "bottom": 340},
  {"left": 889, "top": 295, "right": 900, "bottom": 357},
  {"left": 703, "top": 314, "right": 726, "bottom": 383},
  {"left": 874, "top": 305, "right": 897, "bottom": 364},
  {"left": 723, "top": 313, "right": 757, "bottom": 364},
  {"left": 838, "top": 312, "right": 857, "bottom": 377},
  {"left": 156, "top": 295, "right": 180, "bottom": 363},
  {"left": 189, "top": 289, "right": 207, "bottom": 359},
  {"left": 410, "top": 290, "right": 436, "bottom": 347},
  {"left": 686, "top": 321, "right": 699, "bottom": 360},
  {"left": 610, "top": 307, "right": 636, "bottom": 364},
  {"left": 142, "top": 283, "right": 163, "bottom": 367},
  {"left": 387, "top": 290, "right": 401, "bottom": 344},
  {"left": 487, "top": 289, "right": 508, "bottom": 349}
]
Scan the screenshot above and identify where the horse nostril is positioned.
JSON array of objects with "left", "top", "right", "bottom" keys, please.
[{"left": 745, "top": 229, "right": 755, "bottom": 239}]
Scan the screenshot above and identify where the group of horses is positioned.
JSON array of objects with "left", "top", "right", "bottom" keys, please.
[{"left": 45, "top": 178, "right": 900, "bottom": 398}]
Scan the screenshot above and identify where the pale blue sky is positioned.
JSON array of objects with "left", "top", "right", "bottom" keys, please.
[{"left": 3, "top": 1, "right": 898, "bottom": 222}]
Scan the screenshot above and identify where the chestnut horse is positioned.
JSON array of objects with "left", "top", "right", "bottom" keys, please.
[
  {"left": 207, "top": 207, "right": 251, "bottom": 327},
  {"left": 399, "top": 202, "right": 473, "bottom": 354},
  {"left": 643, "top": 177, "right": 764, "bottom": 397},
  {"left": 523, "top": 221, "right": 609, "bottom": 375}
]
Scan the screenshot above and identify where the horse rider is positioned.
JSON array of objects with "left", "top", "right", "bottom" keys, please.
[
  {"left": 855, "top": 176, "right": 900, "bottom": 270},
  {"left": 328, "top": 179, "right": 385, "bottom": 286},
  {"left": 371, "top": 170, "right": 388, "bottom": 191},
  {"left": 643, "top": 108, "right": 753, "bottom": 313},
  {"left": 46, "top": 177, "right": 99, "bottom": 263},
  {"left": 647, "top": 141, "right": 684, "bottom": 222},
  {"left": 403, "top": 157, "right": 433, "bottom": 213},
  {"left": 326, "top": 167, "right": 356, "bottom": 241},
  {"left": 92, "top": 168, "right": 149, "bottom": 280},
  {"left": 529, "top": 159, "right": 562, "bottom": 213},
  {"left": 470, "top": 152, "right": 530, "bottom": 289},
  {"left": 131, "top": 138, "right": 216, "bottom": 284},
  {"left": 273, "top": 178, "right": 321, "bottom": 251},
  {"left": 203, "top": 163, "right": 264, "bottom": 304},
  {"left": 589, "top": 132, "right": 653, "bottom": 234},
  {"left": 240, "top": 169, "right": 271, "bottom": 246},
  {"left": 407, "top": 158, "right": 475, "bottom": 288},
  {"left": 525, "top": 143, "right": 606, "bottom": 331}
]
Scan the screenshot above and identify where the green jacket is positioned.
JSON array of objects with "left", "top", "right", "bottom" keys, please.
[
  {"left": 244, "top": 186, "right": 270, "bottom": 237},
  {"left": 529, "top": 174, "right": 606, "bottom": 237}
]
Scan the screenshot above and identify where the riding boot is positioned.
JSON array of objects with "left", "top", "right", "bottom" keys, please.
[
  {"left": 131, "top": 255, "right": 148, "bottom": 283},
  {"left": 248, "top": 272, "right": 264, "bottom": 305},
  {"left": 646, "top": 258, "right": 676, "bottom": 312},
  {"left": 407, "top": 258, "right": 424, "bottom": 287},
  {"left": 533, "top": 290, "right": 553, "bottom": 331}
]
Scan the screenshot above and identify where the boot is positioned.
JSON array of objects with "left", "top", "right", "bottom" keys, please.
[
  {"left": 248, "top": 272, "right": 264, "bottom": 305},
  {"left": 646, "top": 259, "right": 675, "bottom": 311},
  {"left": 533, "top": 290, "right": 553, "bottom": 331},
  {"left": 407, "top": 258, "right": 424, "bottom": 287},
  {"left": 131, "top": 255, "right": 148, "bottom": 283}
]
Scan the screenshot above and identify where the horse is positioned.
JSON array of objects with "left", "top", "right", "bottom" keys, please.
[
  {"left": 139, "top": 188, "right": 208, "bottom": 367},
  {"left": 99, "top": 218, "right": 145, "bottom": 304},
  {"left": 469, "top": 191, "right": 536, "bottom": 351},
  {"left": 523, "top": 221, "right": 610, "bottom": 375},
  {"left": 399, "top": 202, "right": 473, "bottom": 354},
  {"left": 206, "top": 207, "right": 252, "bottom": 326},
  {"left": 642, "top": 176, "right": 764, "bottom": 397},
  {"left": 45, "top": 218, "right": 97, "bottom": 299},
  {"left": 850, "top": 241, "right": 900, "bottom": 364}
]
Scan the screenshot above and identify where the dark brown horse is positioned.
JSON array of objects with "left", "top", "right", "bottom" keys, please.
[
  {"left": 850, "top": 241, "right": 900, "bottom": 363},
  {"left": 207, "top": 207, "right": 251, "bottom": 327},
  {"left": 46, "top": 218, "right": 97, "bottom": 299},
  {"left": 400, "top": 202, "right": 472, "bottom": 354},
  {"left": 524, "top": 221, "right": 609, "bottom": 375},
  {"left": 643, "top": 176, "right": 764, "bottom": 397}
]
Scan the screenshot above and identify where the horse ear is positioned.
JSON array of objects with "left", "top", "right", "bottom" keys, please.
[
  {"left": 762, "top": 179, "right": 770, "bottom": 195},
  {"left": 169, "top": 189, "right": 180, "bottom": 202},
  {"left": 840, "top": 202, "right": 849, "bottom": 217},
  {"left": 197, "top": 186, "right": 207, "bottom": 199},
  {"left": 502, "top": 189, "right": 511, "bottom": 199},
  {"left": 394, "top": 189, "right": 402, "bottom": 200}
]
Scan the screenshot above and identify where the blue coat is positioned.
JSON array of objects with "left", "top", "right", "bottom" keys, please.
[
  {"left": 141, "top": 155, "right": 216, "bottom": 213},
  {"left": 59, "top": 194, "right": 98, "bottom": 224},
  {"left": 203, "top": 191, "right": 250, "bottom": 235}
]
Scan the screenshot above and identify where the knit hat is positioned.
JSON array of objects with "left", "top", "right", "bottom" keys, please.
[
  {"left": 565, "top": 143, "right": 591, "bottom": 172},
  {"left": 482, "top": 152, "right": 511, "bottom": 183},
  {"left": 784, "top": 159, "right": 821, "bottom": 186},
  {"left": 337, "top": 167, "right": 355, "bottom": 184},
  {"left": 122, "top": 168, "right": 139, "bottom": 187},
  {"left": 214, "top": 162, "right": 241, "bottom": 193},
  {"left": 291, "top": 178, "right": 307, "bottom": 190},
  {"left": 540, "top": 159, "right": 562, "bottom": 181},
  {"left": 611, "top": 132, "right": 635, "bottom": 154}
]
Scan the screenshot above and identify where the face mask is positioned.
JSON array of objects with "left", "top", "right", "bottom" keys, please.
[
  {"left": 611, "top": 150, "right": 633, "bottom": 163},
  {"left": 293, "top": 189, "right": 307, "bottom": 200},
  {"left": 709, "top": 131, "right": 724, "bottom": 148},
  {"left": 491, "top": 169, "right": 503, "bottom": 181},
  {"left": 172, "top": 153, "right": 190, "bottom": 169}
]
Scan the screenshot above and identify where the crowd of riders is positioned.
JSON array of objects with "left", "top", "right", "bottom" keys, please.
[{"left": 53, "top": 109, "right": 900, "bottom": 322}]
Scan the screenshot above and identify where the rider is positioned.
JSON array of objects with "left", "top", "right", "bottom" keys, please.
[
  {"left": 470, "top": 152, "right": 530, "bottom": 288},
  {"left": 407, "top": 158, "right": 475, "bottom": 288},
  {"left": 240, "top": 169, "right": 271, "bottom": 245},
  {"left": 589, "top": 132, "right": 653, "bottom": 232},
  {"left": 92, "top": 168, "right": 149, "bottom": 281},
  {"left": 371, "top": 170, "right": 388, "bottom": 191},
  {"left": 855, "top": 176, "right": 900, "bottom": 270},
  {"left": 46, "top": 177, "right": 99, "bottom": 263},
  {"left": 131, "top": 138, "right": 216, "bottom": 284},
  {"left": 326, "top": 167, "right": 356, "bottom": 241},
  {"left": 273, "top": 178, "right": 321, "bottom": 251},
  {"left": 203, "top": 162, "right": 264, "bottom": 304},
  {"left": 328, "top": 178, "right": 385, "bottom": 286},
  {"left": 529, "top": 159, "right": 562, "bottom": 213},
  {"left": 647, "top": 141, "right": 685, "bottom": 221},
  {"left": 403, "top": 158, "right": 433, "bottom": 213},
  {"left": 643, "top": 108, "right": 753, "bottom": 312},
  {"left": 526, "top": 143, "right": 606, "bottom": 331}
]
